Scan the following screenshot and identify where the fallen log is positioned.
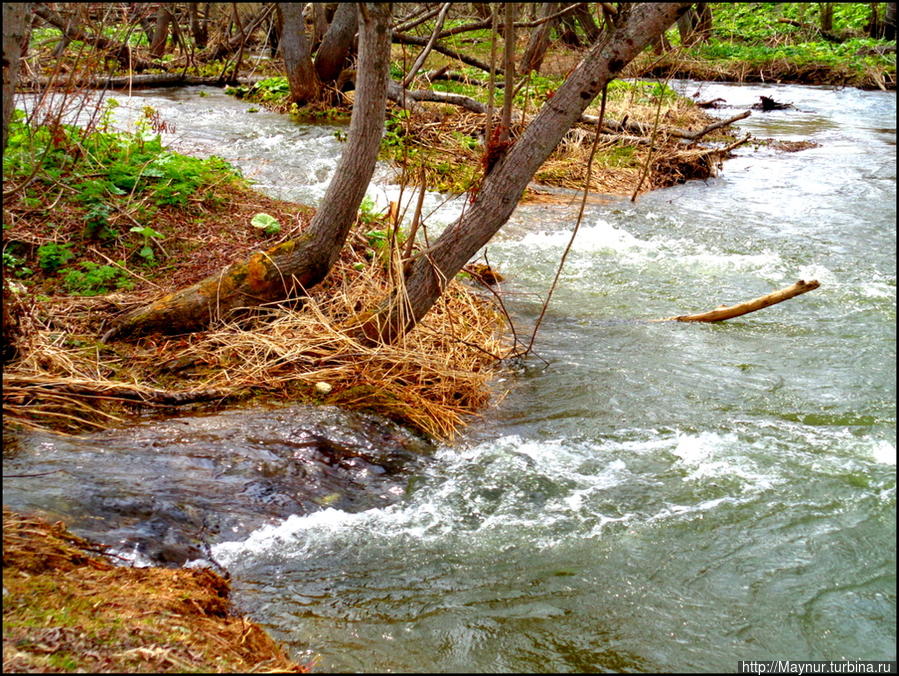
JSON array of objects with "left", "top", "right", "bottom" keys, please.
[
  {"left": 23, "top": 73, "right": 239, "bottom": 90},
  {"left": 653, "top": 279, "right": 820, "bottom": 322},
  {"left": 579, "top": 110, "right": 751, "bottom": 141}
]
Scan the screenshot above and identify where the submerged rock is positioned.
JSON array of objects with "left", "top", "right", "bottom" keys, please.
[{"left": 2, "top": 405, "right": 432, "bottom": 567}]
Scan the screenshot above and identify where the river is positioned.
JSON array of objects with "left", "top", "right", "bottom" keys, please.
[{"left": 3, "top": 81, "right": 895, "bottom": 671}]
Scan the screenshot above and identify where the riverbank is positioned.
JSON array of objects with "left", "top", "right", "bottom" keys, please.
[
  {"left": 2, "top": 105, "right": 507, "bottom": 442},
  {"left": 2, "top": 508, "right": 309, "bottom": 673}
]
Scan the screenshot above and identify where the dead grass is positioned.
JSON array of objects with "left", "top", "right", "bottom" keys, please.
[
  {"left": 2, "top": 508, "right": 309, "bottom": 673},
  {"left": 3, "top": 224, "right": 510, "bottom": 441}
]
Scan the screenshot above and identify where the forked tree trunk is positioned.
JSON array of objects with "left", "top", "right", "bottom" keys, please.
[
  {"left": 102, "top": 3, "right": 392, "bottom": 341},
  {"left": 277, "top": 3, "right": 319, "bottom": 104},
  {"left": 315, "top": 1, "right": 358, "bottom": 83},
  {"left": 360, "top": 2, "right": 691, "bottom": 344},
  {"left": 3, "top": 2, "right": 31, "bottom": 152}
]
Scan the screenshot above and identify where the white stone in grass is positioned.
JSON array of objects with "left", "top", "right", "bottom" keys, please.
[{"left": 315, "top": 382, "right": 333, "bottom": 395}]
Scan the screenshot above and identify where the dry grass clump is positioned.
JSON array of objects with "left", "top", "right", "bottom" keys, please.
[
  {"left": 3, "top": 508, "right": 308, "bottom": 673},
  {"left": 3, "top": 230, "right": 510, "bottom": 441}
]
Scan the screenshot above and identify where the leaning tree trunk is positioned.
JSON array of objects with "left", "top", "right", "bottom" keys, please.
[
  {"left": 277, "top": 3, "right": 319, "bottom": 104},
  {"left": 360, "top": 2, "right": 691, "bottom": 345},
  {"left": 3, "top": 2, "right": 31, "bottom": 152},
  {"left": 519, "top": 2, "right": 559, "bottom": 75},
  {"left": 102, "top": 3, "right": 392, "bottom": 341},
  {"left": 315, "top": 1, "right": 358, "bottom": 83}
]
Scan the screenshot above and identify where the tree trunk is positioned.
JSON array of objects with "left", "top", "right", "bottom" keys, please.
[
  {"left": 519, "top": 2, "right": 559, "bottom": 75},
  {"left": 103, "top": 3, "right": 392, "bottom": 341},
  {"left": 819, "top": 2, "right": 834, "bottom": 33},
  {"left": 499, "top": 2, "right": 516, "bottom": 141},
  {"left": 149, "top": 5, "right": 172, "bottom": 58},
  {"left": 573, "top": 3, "right": 602, "bottom": 43},
  {"left": 3, "top": 2, "right": 31, "bottom": 153},
  {"left": 360, "top": 2, "right": 691, "bottom": 344},
  {"left": 314, "top": 1, "right": 358, "bottom": 83},
  {"left": 189, "top": 2, "right": 209, "bottom": 48},
  {"left": 277, "top": 3, "right": 319, "bottom": 104},
  {"left": 677, "top": 3, "right": 712, "bottom": 46},
  {"left": 311, "top": 2, "right": 330, "bottom": 48},
  {"left": 885, "top": 2, "right": 897, "bottom": 40},
  {"left": 472, "top": 3, "right": 492, "bottom": 20}
]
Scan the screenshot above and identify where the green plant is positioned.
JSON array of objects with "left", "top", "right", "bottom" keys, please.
[
  {"left": 37, "top": 243, "right": 75, "bottom": 273},
  {"left": 357, "top": 196, "right": 380, "bottom": 224},
  {"left": 2, "top": 251, "right": 33, "bottom": 277},
  {"left": 129, "top": 226, "right": 164, "bottom": 263},
  {"left": 250, "top": 213, "right": 281, "bottom": 236},
  {"left": 61, "top": 262, "right": 134, "bottom": 295},
  {"left": 383, "top": 109, "right": 411, "bottom": 149}
]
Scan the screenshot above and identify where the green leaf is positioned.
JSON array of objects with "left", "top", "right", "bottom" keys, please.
[{"left": 251, "top": 213, "right": 280, "bottom": 230}]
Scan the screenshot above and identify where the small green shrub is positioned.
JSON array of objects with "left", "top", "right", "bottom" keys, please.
[
  {"left": 2, "top": 251, "right": 33, "bottom": 277},
  {"left": 61, "top": 262, "right": 134, "bottom": 295},
  {"left": 37, "top": 243, "right": 75, "bottom": 273}
]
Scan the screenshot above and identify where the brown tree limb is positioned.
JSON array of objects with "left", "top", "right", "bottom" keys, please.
[
  {"left": 652, "top": 280, "right": 820, "bottom": 322},
  {"left": 392, "top": 31, "right": 503, "bottom": 76},
  {"left": 402, "top": 2, "right": 452, "bottom": 88}
]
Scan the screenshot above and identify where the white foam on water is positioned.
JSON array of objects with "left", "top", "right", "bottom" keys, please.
[
  {"left": 498, "top": 218, "right": 792, "bottom": 283},
  {"left": 211, "top": 430, "right": 789, "bottom": 567},
  {"left": 513, "top": 219, "right": 664, "bottom": 258},
  {"left": 870, "top": 440, "right": 896, "bottom": 466}
]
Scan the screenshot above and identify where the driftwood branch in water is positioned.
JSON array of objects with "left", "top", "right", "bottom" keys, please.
[{"left": 653, "top": 279, "right": 820, "bottom": 322}]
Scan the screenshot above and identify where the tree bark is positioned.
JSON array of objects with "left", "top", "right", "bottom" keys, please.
[
  {"left": 314, "top": 1, "right": 358, "bottom": 83},
  {"left": 189, "top": 3, "right": 209, "bottom": 49},
  {"left": 149, "top": 5, "right": 172, "bottom": 58},
  {"left": 277, "top": 3, "right": 319, "bottom": 104},
  {"left": 102, "top": 3, "right": 392, "bottom": 341},
  {"left": 499, "top": 2, "right": 516, "bottom": 141},
  {"left": 819, "top": 2, "right": 834, "bottom": 33},
  {"left": 311, "top": 2, "right": 330, "bottom": 48},
  {"left": 361, "top": 2, "right": 692, "bottom": 344},
  {"left": 519, "top": 2, "right": 559, "bottom": 75},
  {"left": 3, "top": 2, "right": 31, "bottom": 153}
]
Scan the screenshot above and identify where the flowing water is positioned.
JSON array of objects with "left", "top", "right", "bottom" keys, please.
[{"left": 4, "top": 82, "right": 895, "bottom": 671}]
